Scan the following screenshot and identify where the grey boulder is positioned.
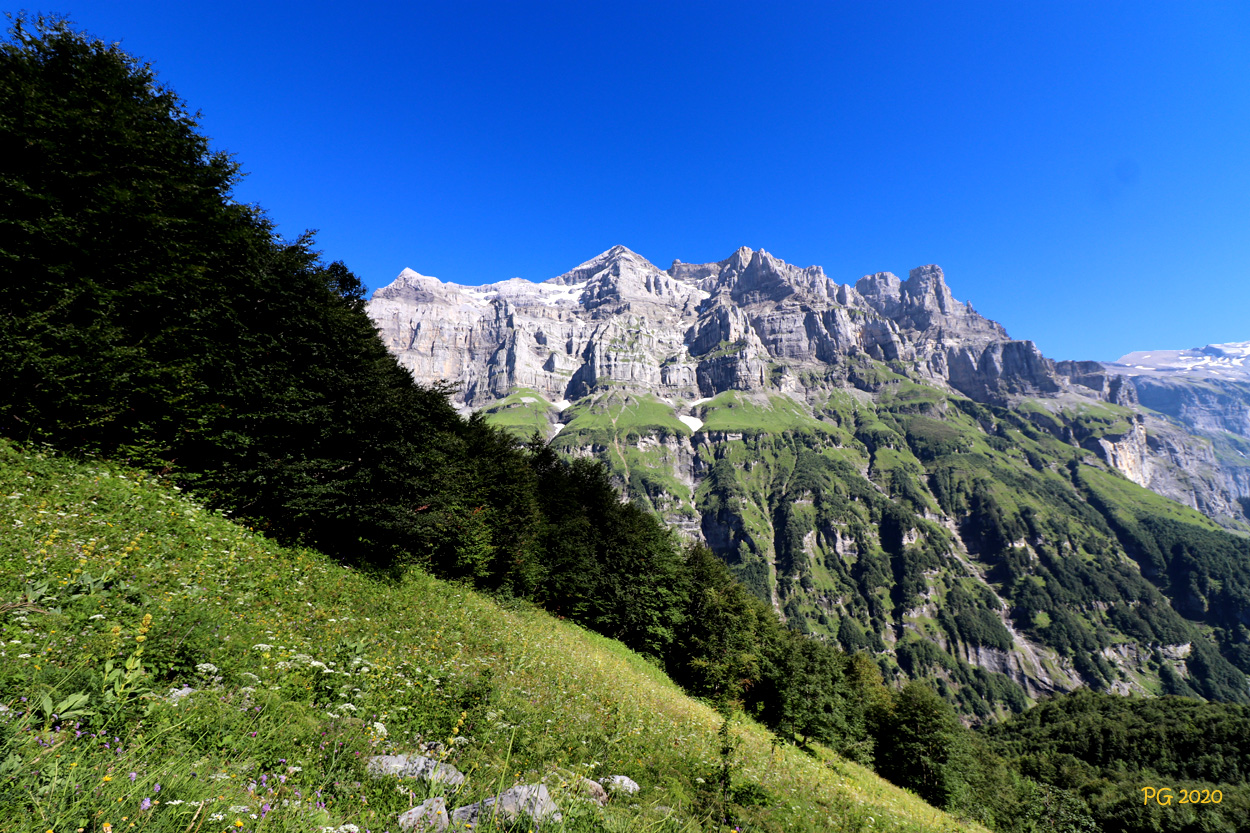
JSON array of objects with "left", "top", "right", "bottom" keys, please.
[
  {"left": 452, "top": 784, "right": 562, "bottom": 827},
  {"left": 367, "top": 754, "right": 466, "bottom": 787},
  {"left": 398, "top": 796, "right": 450, "bottom": 832},
  {"left": 598, "top": 775, "right": 640, "bottom": 795}
]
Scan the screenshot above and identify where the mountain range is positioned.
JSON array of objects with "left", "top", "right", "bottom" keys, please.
[
  {"left": 369, "top": 245, "right": 1250, "bottom": 524},
  {"left": 368, "top": 246, "right": 1250, "bottom": 712}
]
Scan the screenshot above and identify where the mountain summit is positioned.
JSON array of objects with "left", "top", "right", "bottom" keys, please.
[{"left": 369, "top": 246, "right": 1118, "bottom": 409}]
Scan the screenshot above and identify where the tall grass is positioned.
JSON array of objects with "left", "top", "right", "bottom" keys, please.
[{"left": 0, "top": 440, "right": 982, "bottom": 833}]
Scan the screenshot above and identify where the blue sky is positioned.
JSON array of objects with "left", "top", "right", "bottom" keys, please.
[{"left": 39, "top": 1, "right": 1250, "bottom": 361}]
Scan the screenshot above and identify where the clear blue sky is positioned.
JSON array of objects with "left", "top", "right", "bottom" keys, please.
[{"left": 37, "top": 1, "right": 1250, "bottom": 361}]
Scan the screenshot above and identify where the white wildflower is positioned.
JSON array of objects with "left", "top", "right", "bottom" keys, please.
[
  {"left": 372, "top": 722, "right": 387, "bottom": 737},
  {"left": 251, "top": 643, "right": 272, "bottom": 651},
  {"left": 195, "top": 663, "right": 219, "bottom": 675}
]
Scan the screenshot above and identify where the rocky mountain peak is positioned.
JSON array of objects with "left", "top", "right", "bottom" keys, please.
[
  {"left": 368, "top": 246, "right": 1127, "bottom": 411},
  {"left": 550, "top": 245, "right": 661, "bottom": 287},
  {"left": 904, "top": 264, "right": 956, "bottom": 313},
  {"left": 854, "top": 271, "right": 904, "bottom": 307},
  {"left": 686, "top": 247, "right": 834, "bottom": 306},
  {"left": 372, "top": 267, "right": 454, "bottom": 305}
]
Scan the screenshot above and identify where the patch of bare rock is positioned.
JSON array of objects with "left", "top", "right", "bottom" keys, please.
[{"left": 366, "top": 753, "right": 637, "bottom": 831}]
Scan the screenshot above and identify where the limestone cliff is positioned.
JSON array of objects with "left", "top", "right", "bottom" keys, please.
[
  {"left": 1104, "top": 343, "right": 1250, "bottom": 523},
  {"left": 370, "top": 246, "right": 1123, "bottom": 411}
]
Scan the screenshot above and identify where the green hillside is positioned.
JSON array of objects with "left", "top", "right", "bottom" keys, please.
[
  {"left": 508, "top": 371, "right": 1250, "bottom": 716},
  {"left": 0, "top": 439, "right": 984, "bottom": 833}
]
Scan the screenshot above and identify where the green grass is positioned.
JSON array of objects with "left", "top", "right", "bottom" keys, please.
[
  {"left": 697, "top": 393, "right": 836, "bottom": 436},
  {"left": 479, "top": 389, "right": 558, "bottom": 439},
  {"left": 0, "top": 440, "right": 986, "bottom": 833},
  {"left": 1075, "top": 464, "right": 1225, "bottom": 533},
  {"left": 552, "top": 391, "right": 691, "bottom": 447},
  {"left": 877, "top": 381, "right": 948, "bottom": 414}
]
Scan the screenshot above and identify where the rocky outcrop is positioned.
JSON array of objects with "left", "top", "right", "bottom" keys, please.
[
  {"left": 366, "top": 754, "right": 466, "bottom": 786},
  {"left": 398, "top": 797, "right": 449, "bottom": 832},
  {"left": 452, "top": 784, "right": 562, "bottom": 827},
  {"left": 369, "top": 246, "right": 1124, "bottom": 410},
  {"left": 1104, "top": 343, "right": 1250, "bottom": 522}
]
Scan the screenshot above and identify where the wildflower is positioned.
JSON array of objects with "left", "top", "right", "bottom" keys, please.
[
  {"left": 129, "top": 772, "right": 137, "bottom": 782},
  {"left": 140, "top": 798, "right": 151, "bottom": 811},
  {"left": 103, "top": 775, "right": 113, "bottom": 782}
]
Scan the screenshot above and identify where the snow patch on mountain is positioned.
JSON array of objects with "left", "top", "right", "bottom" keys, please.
[{"left": 677, "top": 415, "right": 703, "bottom": 432}]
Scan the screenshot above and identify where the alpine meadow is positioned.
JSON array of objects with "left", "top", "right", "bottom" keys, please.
[{"left": 3, "top": 15, "right": 1250, "bottom": 833}]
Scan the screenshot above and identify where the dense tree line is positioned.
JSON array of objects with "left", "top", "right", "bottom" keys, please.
[{"left": 982, "top": 690, "right": 1250, "bottom": 833}]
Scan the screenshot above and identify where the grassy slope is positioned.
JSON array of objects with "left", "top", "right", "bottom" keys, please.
[
  {"left": 479, "top": 389, "right": 558, "bottom": 440},
  {"left": 0, "top": 440, "right": 982, "bottom": 833},
  {"left": 697, "top": 392, "right": 839, "bottom": 437}
]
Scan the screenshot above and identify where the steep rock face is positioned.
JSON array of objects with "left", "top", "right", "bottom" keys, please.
[
  {"left": 1105, "top": 343, "right": 1250, "bottom": 519},
  {"left": 370, "top": 247, "right": 1122, "bottom": 410}
]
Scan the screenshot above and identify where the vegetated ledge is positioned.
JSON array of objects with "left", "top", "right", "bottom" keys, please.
[{"left": 0, "top": 439, "right": 984, "bottom": 833}]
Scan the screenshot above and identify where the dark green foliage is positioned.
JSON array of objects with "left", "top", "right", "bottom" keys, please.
[
  {"left": 1077, "top": 468, "right": 1250, "bottom": 699},
  {"left": 939, "top": 583, "right": 1013, "bottom": 651},
  {"left": 1, "top": 15, "right": 259, "bottom": 463},
  {"left": 667, "top": 545, "right": 766, "bottom": 699},
  {"left": 983, "top": 689, "right": 1250, "bottom": 833},
  {"left": 0, "top": 15, "right": 478, "bottom": 575},
  {"left": 873, "top": 681, "right": 970, "bottom": 808},
  {"left": 522, "top": 446, "right": 692, "bottom": 659}
]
